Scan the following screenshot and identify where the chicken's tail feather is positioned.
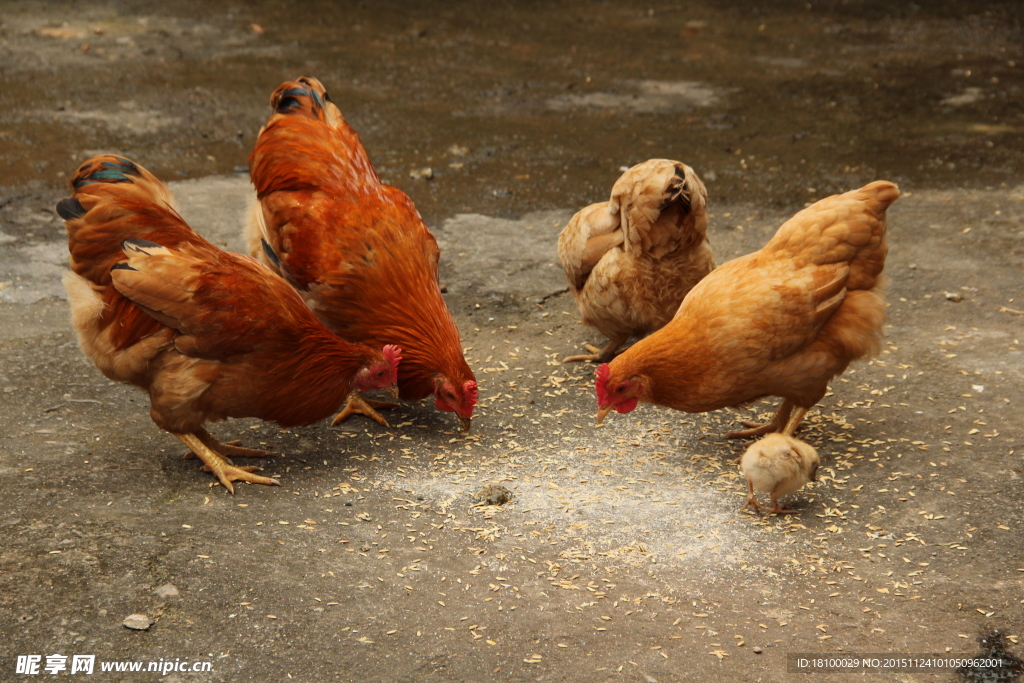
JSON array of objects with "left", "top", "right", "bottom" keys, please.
[
  {"left": 61, "top": 155, "right": 191, "bottom": 272},
  {"left": 272, "top": 80, "right": 326, "bottom": 117},
  {"left": 72, "top": 155, "right": 143, "bottom": 188},
  {"left": 65, "top": 154, "right": 179, "bottom": 218},
  {"left": 818, "top": 286, "right": 887, "bottom": 363},
  {"left": 123, "top": 238, "right": 167, "bottom": 255},
  {"left": 862, "top": 180, "right": 900, "bottom": 214},
  {"left": 768, "top": 180, "right": 897, "bottom": 293},
  {"left": 267, "top": 76, "right": 345, "bottom": 128},
  {"left": 58, "top": 155, "right": 200, "bottom": 350},
  {"left": 56, "top": 197, "right": 86, "bottom": 220},
  {"left": 250, "top": 76, "right": 378, "bottom": 199}
]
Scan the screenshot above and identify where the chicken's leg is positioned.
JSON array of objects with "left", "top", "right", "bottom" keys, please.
[
  {"left": 726, "top": 400, "right": 794, "bottom": 439},
  {"left": 175, "top": 433, "right": 280, "bottom": 494},
  {"left": 767, "top": 487, "right": 798, "bottom": 515},
  {"left": 781, "top": 407, "right": 808, "bottom": 436},
  {"left": 196, "top": 427, "right": 274, "bottom": 458},
  {"left": 330, "top": 391, "right": 399, "bottom": 428},
  {"left": 563, "top": 338, "right": 626, "bottom": 364},
  {"left": 739, "top": 480, "right": 762, "bottom": 515}
]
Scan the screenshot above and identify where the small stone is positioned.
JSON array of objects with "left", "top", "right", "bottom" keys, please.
[
  {"left": 122, "top": 614, "right": 153, "bottom": 631},
  {"left": 409, "top": 167, "right": 433, "bottom": 180},
  {"left": 473, "top": 484, "right": 513, "bottom": 506},
  {"left": 753, "top": 646, "right": 763, "bottom": 654},
  {"left": 944, "top": 291, "right": 964, "bottom": 302},
  {"left": 154, "top": 583, "right": 179, "bottom": 599}
]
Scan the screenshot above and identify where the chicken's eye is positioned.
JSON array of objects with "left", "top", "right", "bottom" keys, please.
[{"left": 615, "top": 385, "right": 625, "bottom": 393}]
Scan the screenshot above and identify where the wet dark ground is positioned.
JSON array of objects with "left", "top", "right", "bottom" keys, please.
[
  {"left": 1, "top": 1, "right": 1023, "bottom": 220},
  {"left": 1, "top": 2, "right": 1024, "bottom": 682}
]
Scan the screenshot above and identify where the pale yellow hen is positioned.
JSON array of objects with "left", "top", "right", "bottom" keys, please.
[{"left": 557, "top": 159, "right": 715, "bottom": 363}]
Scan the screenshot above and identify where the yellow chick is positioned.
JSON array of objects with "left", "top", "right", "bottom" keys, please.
[{"left": 740, "top": 433, "right": 820, "bottom": 515}]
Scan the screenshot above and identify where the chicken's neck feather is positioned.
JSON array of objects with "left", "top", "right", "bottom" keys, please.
[{"left": 250, "top": 326, "right": 378, "bottom": 427}]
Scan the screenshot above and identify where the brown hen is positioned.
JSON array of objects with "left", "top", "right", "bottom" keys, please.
[
  {"left": 557, "top": 159, "right": 715, "bottom": 363},
  {"left": 248, "top": 77, "right": 477, "bottom": 430},
  {"left": 595, "top": 180, "right": 899, "bottom": 438},
  {"left": 61, "top": 155, "right": 400, "bottom": 492}
]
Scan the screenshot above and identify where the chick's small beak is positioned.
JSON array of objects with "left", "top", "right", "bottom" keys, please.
[
  {"left": 458, "top": 415, "right": 471, "bottom": 433},
  {"left": 596, "top": 404, "right": 613, "bottom": 425}
]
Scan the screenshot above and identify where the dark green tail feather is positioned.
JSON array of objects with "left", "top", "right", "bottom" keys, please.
[{"left": 73, "top": 156, "right": 142, "bottom": 189}]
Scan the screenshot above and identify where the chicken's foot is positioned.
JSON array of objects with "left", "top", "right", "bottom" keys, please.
[
  {"left": 192, "top": 427, "right": 275, "bottom": 458},
  {"left": 563, "top": 338, "right": 625, "bottom": 364},
  {"left": 739, "top": 480, "right": 762, "bottom": 515},
  {"left": 767, "top": 489, "right": 798, "bottom": 515},
  {"left": 182, "top": 427, "right": 274, "bottom": 460},
  {"left": 330, "top": 392, "right": 398, "bottom": 428},
  {"left": 726, "top": 400, "right": 794, "bottom": 439},
  {"left": 174, "top": 433, "right": 280, "bottom": 494}
]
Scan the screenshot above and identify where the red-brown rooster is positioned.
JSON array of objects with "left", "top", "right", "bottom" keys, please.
[
  {"left": 595, "top": 181, "right": 899, "bottom": 438},
  {"left": 247, "top": 77, "right": 477, "bottom": 431},
  {"left": 60, "top": 155, "right": 401, "bottom": 492}
]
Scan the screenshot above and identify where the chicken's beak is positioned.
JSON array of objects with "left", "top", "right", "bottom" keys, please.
[
  {"left": 458, "top": 415, "right": 472, "bottom": 433},
  {"left": 385, "top": 384, "right": 399, "bottom": 398},
  {"left": 596, "top": 405, "right": 613, "bottom": 425}
]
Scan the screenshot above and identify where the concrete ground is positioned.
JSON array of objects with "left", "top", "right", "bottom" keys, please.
[{"left": 1, "top": 2, "right": 1022, "bottom": 681}]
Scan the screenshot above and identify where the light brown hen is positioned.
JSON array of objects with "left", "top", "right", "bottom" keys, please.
[
  {"left": 595, "top": 180, "right": 899, "bottom": 438},
  {"left": 557, "top": 159, "right": 715, "bottom": 363}
]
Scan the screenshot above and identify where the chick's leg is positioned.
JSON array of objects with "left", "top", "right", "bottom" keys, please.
[
  {"left": 330, "top": 391, "right": 398, "bottom": 428},
  {"left": 768, "top": 488, "right": 798, "bottom": 515},
  {"left": 739, "top": 480, "right": 762, "bottom": 515},
  {"left": 726, "top": 400, "right": 794, "bottom": 439},
  {"left": 562, "top": 338, "right": 626, "bottom": 364},
  {"left": 175, "top": 433, "right": 280, "bottom": 494}
]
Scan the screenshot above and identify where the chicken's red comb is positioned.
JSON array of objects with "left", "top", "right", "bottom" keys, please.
[
  {"left": 462, "top": 380, "right": 478, "bottom": 414},
  {"left": 383, "top": 344, "right": 402, "bottom": 372},
  {"left": 595, "top": 363, "right": 611, "bottom": 406}
]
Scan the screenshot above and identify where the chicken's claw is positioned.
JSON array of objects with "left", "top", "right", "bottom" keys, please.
[
  {"left": 215, "top": 442, "right": 275, "bottom": 458},
  {"left": 563, "top": 353, "right": 603, "bottom": 363},
  {"left": 330, "top": 392, "right": 398, "bottom": 428},
  {"left": 740, "top": 480, "right": 763, "bottom": 515},
  {"left": 175, "top": 433, "right": 280, "bottom": 494},
  {"left": 726, "top": 420, "right": 780, "bottom": 439},
  {"left": 181, "top": 428, "right": 275, "bottom": 459},
  {"left": 726, "top": 400, "right": 807, "bottom": 439},
  {"left": 563, "top": 339, "right": 624, "bottom": 364}
]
